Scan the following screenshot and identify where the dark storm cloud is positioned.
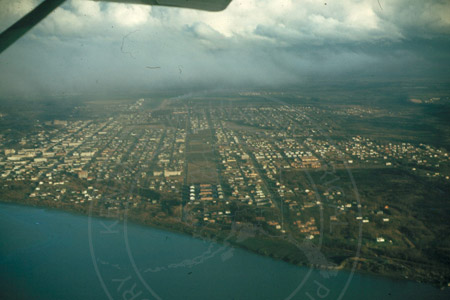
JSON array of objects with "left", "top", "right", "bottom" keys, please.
[{"left": 0, "top": 0, "right": 449, "bottom": 99}]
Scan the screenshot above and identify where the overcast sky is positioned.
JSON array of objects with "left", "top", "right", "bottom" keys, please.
[{"left": 0, "top": 0, "right": 449, "bottom": 99}]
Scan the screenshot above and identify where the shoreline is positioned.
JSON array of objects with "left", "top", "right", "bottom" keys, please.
[{"left": 1, "top": 199, "right": 449, "bottom": 290}]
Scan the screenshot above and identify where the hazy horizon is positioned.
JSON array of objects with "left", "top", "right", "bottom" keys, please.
[{"left": 0, "top": 0, "right": 449, "bottom": 99}]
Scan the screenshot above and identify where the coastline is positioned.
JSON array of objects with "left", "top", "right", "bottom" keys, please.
[{"left": 1, "top": 198, "right": 448, "bottom": 290}]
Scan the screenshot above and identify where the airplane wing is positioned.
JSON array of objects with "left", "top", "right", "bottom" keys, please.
[
  {"left": 95, "top": 0, "right": 232, "bottom": 12},
  {"left": 0, "top": 0, "right": 232, "bottom": 54}
]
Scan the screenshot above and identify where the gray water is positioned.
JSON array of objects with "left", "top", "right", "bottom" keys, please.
[{"left": 0, "top": 203, "right": 448, "bottom": 300}]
